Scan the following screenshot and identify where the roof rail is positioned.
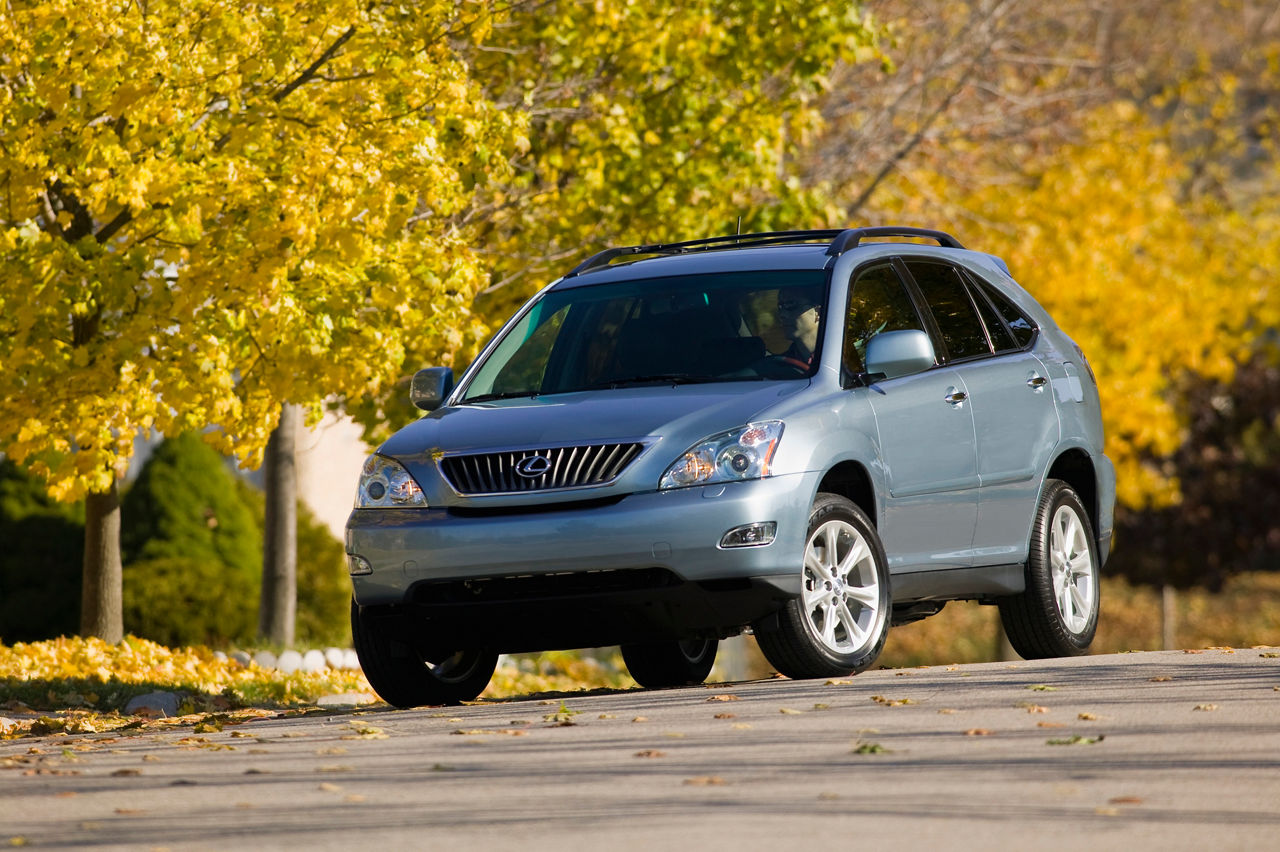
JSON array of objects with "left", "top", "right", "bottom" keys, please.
[
  {"left": 566, "top": 226, "right": 964, "bottom": 277},
  {"left": 566, "top": 230, "right": 845, "bottom": 277},
  {"left": 827, "top": 227, "right": 964, "bottom": 255}
]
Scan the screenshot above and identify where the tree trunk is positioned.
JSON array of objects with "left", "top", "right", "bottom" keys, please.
[
  {"left": 1161, "top": 584, "right": 1178, "bottom": 650},
  {"left": 81, "top": 475, "right": 124, "bottom": 642},
  {"left": 259, "top": 404, "right": 300, "bottom": 645}
]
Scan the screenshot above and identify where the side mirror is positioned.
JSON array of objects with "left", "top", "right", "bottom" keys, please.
[
  {"left": 409, "top": 367, "right": 455, "bottom": 411},
  {"left": 865, "top": 330, "right": 936, "bottom": 381}
]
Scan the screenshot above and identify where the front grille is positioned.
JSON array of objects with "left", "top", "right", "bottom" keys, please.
[{"left": 439, "top": 442, "right": 644, "bottom": 495}]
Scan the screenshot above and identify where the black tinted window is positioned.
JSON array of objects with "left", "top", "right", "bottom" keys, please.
[
  {"left": 982, "top": 281, "right": 1037, "bottom": 348},
  {"left": 844, "top": 264, "right": 925, "bottom": 374},
  {"left": 905, "top": 260, "right": 990, "bottom": 361},
  {"left": 969, "top": 282, "right": 1019, "bottom": 352}
]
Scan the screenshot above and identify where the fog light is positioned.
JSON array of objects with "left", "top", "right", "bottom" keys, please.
[
  {"left": 719, "top": 521, "right": 777, "bottom": 549},
  {"left": 347, "top": 554, "right": 373, "bottom": 576}
]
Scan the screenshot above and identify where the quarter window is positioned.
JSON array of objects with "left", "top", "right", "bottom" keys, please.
[{"left": 980, "top": 280, "right": 1037, "bottom": 348}]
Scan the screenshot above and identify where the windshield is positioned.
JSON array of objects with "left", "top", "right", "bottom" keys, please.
[{"left": 460, "top": 269, "right": 829, "bottom": 402}]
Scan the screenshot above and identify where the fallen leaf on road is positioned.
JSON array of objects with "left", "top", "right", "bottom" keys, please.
[
  {"left": 713, "top": 713, "right": 736, "bottom": 720},
  {"left": 871, "top": 696, "right": 915, "bottom": 706},
  {"left": 964, "top": 729, "right": 994, "bottom": 737},
  {"left": 731, "top": 723, "right": 752, "bottom": 730},
  {"left": 1078, "top": 712, "right": 1099, "bottom": 721},
  {"left": 634, "top": 750, "right": 665, "bottom": 758},
  {"left": 779, "top": 708, "right": 803, "bottom": 715},
  {"left": 851, "top": 742, "right": 888, "bottom": 754},
  {"left": 1109, "top": 796, "right": 1144, "bottom": 805},
  {"left": 707, "top": 695, "right": 740, "bottom": 702},
  {"left": 683, "top": 776, "right": 727, "bottom": 786},
  {"left": 451, "top": 729, "right": 529, "bottom": 736},
  {"left": 1260, "top": 653, "right": 1280, "bottom": 659},
  {"left": 1046, "top": 735, "right": 1104, "bottom": 745},
  {"left": 1193, "top": 704, "right": 1219, "bottom": 712},
  {"left": 1017, "top": 703, "right": 1050, "bottom": 714},
  {"left": 110, "top": 769, "right": 141, "bottom": 777},
  {"left": 1149, "top": 676, "right": 1173, "bottom": 682},
  {"left": 1037, "top": 722, "right": 1066, "bottom": 729},
  {"left": 317, "top": 783, "right": 342, "bottom": 792},
  {"left": 113, "top": 809, "right": 144, "bottom": 815},
  {"left": 1183, "top": 649, "right": 1204, "bottom": 654},
  {"left": 632, "top": 717, "right": 648, "bottom": 723},
  {"left": 825, "top": 680, "right": 853, "bottom": 685},
  {"left": 1027, "top": 685, "right": 1058, "bottom": 692}
]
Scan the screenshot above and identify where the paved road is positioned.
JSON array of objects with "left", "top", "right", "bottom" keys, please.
[{"left": 3, "top": 649, "right": 1279, "bottom": 851}]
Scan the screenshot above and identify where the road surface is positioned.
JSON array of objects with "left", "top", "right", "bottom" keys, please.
[{"left": 3, "top": 649, "right": 1279, "bottom": 850}]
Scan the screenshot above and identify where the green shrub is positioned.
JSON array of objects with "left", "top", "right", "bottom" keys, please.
[
  {"left": 0, "top": 460, "right": 84, "bottom": 642},
  {"left": 121, "top": 555, "right": 259, "bottom": 647},
  {"left": 121, "top": 433, "right": 261, "bottom": 573},
  {"left": 120, "top": 433, "right": 351, "bottom": 648}
]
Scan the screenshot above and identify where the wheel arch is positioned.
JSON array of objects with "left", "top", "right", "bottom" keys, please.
[
  {"left": 1046, "top": 448, "right": 1099, "bottom": 541},
  {"left": 817, "top": 461, "right": 877, "bottom": 527}
]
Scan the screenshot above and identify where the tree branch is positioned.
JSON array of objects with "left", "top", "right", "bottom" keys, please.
[{"left": 273, "top": 25, "right": 357, "bottom": 104}]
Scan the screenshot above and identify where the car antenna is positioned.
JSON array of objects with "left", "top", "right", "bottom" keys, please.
[{"left": 735, "top": 216, "right": 742, "bottom": 242}]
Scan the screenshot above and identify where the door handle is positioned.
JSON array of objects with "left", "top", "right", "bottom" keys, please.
[
  {"left": 944, "top": 390, "right": 968, "bottom": 405},
  {"left": 1027, "top": 375, "right": 1048, "bottom": 389}
]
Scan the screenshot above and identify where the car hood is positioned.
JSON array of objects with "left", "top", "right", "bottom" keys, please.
[{"left": 379, "top": 381, "right": 806, "bottom": 502}]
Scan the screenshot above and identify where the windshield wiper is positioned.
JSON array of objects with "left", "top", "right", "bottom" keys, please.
[
  {"left": 585, "top": 373, "right": 717, "bottom": 389},
  {"left": 460, "top": 390, "right": 540, "bottom": 404}
]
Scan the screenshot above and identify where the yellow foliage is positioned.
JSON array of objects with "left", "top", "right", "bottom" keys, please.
[{"left": 0, "top": 0, "right": 523, "bottom": 496}]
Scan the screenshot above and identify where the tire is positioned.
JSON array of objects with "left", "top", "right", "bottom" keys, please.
[
  {"left": 621, "top": 638, "right": 719, "bottom": 688},
  {"left": 351, "top": 598, "right": 497, "bottom": 707},
  {"left": 998, "top": 480, "right": 1100, "bottom": 659},
  {"left": 755, "top": 493, "right": 891, "bottom": 679}
]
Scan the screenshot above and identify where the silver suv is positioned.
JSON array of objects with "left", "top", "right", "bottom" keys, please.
[{"left": 346, "top": 227, "right": 1115, "bottom": 706}]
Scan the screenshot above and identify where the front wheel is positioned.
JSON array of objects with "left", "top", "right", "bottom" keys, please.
[
  {"left": 998, "top": 480, "right": 1100, "bottom": 658},
  {"left": 621, "top": 638, "right": 719, "bottom": 688},
  {"left": 755, "top": 493, "right": 891, "bottom": 679},
  {"left": 351, "top": 599, "right": 497, "bottom": 707}
]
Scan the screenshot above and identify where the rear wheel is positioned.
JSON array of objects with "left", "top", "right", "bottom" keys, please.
[
  {"left": 755, "top": 493, "right": 891, "bottom": 679},
  {"left": 621, "top": 638, "right": 719, "bottom": 688},
  {"left": 351, "top": 599, "right": 497, "bottom": 707},
  {"left": 998, "top": 480, "right": 1100, "bottom": 658}
]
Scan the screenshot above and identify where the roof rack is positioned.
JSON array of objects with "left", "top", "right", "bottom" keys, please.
[{"left": 565, "top": 226, "right": 964, "bottom": 277}]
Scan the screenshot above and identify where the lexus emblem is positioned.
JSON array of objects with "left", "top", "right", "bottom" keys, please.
[{"left": 515, "top": 454, "right": 552, "bottom": 478}]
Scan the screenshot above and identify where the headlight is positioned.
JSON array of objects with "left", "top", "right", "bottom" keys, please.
[
  {"left": 659, "top": 421, "right": 784, "bottom": 490},
  {"left": 355, "top": 455, "right": 427, "bottom": 508}
]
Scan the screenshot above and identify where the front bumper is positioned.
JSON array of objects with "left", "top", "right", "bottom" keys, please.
[{"left": 345, "top": 473, "right": 817, "bottom": 648}]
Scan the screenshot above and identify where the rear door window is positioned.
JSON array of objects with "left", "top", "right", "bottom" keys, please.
[{"left": 903, "top": 260, "right": 991, "bottom": 362}]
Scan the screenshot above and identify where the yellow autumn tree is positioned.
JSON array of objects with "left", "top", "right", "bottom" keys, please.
[
  {"left": 0, "top": 0, "right": 522, "bottom": 640},
  {"left": 465, "top": 0, "right": 884, "bottom": 322},
  {"left": 338, "top": 0, "right": 886, "bottom": 441}
]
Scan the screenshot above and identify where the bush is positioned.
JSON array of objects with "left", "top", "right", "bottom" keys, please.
[
  {"left": 0, "top": 460, "right": 84, "bottom": 642},
  {"left": 120, "top": 433, "right": 351, "bottom": 648}
]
